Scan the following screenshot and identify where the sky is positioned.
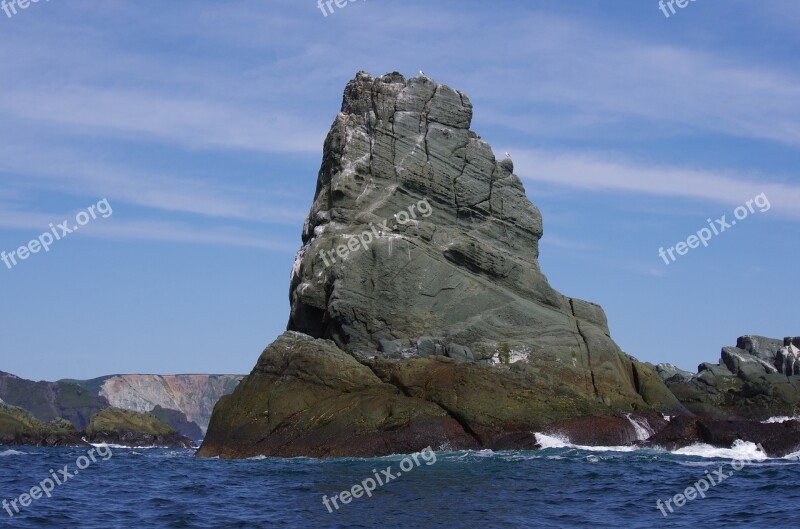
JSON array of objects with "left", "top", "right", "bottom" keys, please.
[{"left": 1, "top": 0, "right": 798, "bottom": 381}]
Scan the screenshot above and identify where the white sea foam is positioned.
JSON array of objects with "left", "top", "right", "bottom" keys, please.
[
  {"left": 457, "top": 449, "right": 496, "bottom": 459},
  {"left": 762, "top": 416, "right": 800, "bottom": 424},
  {"left": 671, "top": 440, "right": 767, "bottom": 461},
  {"left": 781, "top": 449, "right": 800, "bottom": 460},
  {"left": 88, "top": 442, "right": 159, "bottom": 449},
  {"left": 0, "top": 449, "right": 26, "bottom": 457},
  {"left": 533, "top": 432, "right": 639, "bottom": 453},
  {"left": 535, "top": 432, "right": 772, "bottom": 460},
  {"left": 624, "top": 414, "right": 655, "bottom": 441}
]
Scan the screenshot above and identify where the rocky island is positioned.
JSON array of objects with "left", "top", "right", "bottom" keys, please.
[{"left": 199, "top": 72, "right": 800, "bottom": 460}]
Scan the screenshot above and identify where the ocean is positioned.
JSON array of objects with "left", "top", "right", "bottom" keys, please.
[{"left": 2, "top": 435, "right": 800, "bottom": 529}]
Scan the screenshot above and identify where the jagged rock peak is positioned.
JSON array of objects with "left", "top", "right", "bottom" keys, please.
[{"left": 284, "top": 71, "right": 679, "bottom": 413}]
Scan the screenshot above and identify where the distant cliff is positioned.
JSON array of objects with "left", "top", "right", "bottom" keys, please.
[
  {"left": 0, "top": 372, "right": 242, "bottom": 435},
  {"left": 75, "top": 374, "right": 242, "bottom": 434},
  {"left": 0, "top": 402, "right": 195, "bottom": 448},
  {"left": 0, "top": 371, "right": 108, "bottom": 431}
]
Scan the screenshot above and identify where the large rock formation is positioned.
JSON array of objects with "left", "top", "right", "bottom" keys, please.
[
  {"left": 658, "top": 335, "right": 800, "bottom": 419},
  {"left": 199, "top": 72, "right": 685, "bottom": 459}
]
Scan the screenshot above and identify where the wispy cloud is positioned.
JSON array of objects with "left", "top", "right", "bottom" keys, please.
[
  {"left": 0, "top": 139, "right": 309, "bottom": 226},
  {"left": 0, "top": 86, "right": 324, "bottom": 154},
  {"left": 0, "top": 208, "right": 294, "bottom": 252},
  {"left": 513, "top": 149, "right": 800, "bottom": 219}
]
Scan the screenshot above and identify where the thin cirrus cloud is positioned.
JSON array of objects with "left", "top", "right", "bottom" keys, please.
[
  {"left": 0, "top": 86, "right": 324, "bottom": 155},
  {"left": 512, "top": 149, "right": 800, "bottom": 219},
  {"left": 445, "top": 11, "right": 800, "bottom": 147},
  {"left": 0, "top": 207, "right": 295, "bottom": 253},
  {"left": 0, "top": 137, "right": 310, "bottom": 227}
]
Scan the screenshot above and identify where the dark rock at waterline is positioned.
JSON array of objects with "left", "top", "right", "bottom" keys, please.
[
  {"left": 542, "top": 413, "right": 668, "bottom": 447},
  {"left": 644, "top": 415, "right": 800, "bottom": 458}
]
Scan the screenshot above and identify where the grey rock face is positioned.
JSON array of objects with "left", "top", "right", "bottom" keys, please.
[
  {"left": 416, "top": 336, "right": 437, "bottom": 357},
  {"left": 664, "top": 335, "right": 800, "bottom": 419},
  {"left": 737, "top": 335, "right": 784, "bottom": 363},
  {"left": 286, "top": 71, "right": 680, "bottom": 411},
  {"left": 445, "top": 344, "right": 474, "bottom": 363},
  {"left": 656, "top": 363, "right": 694, "bottom": 383}
]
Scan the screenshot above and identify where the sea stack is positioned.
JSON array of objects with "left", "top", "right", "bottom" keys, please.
[{"left": 198, "top": 72, "right": 683, "bottom": 459}]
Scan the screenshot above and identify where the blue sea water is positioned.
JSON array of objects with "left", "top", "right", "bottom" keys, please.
[{"left": 2, "top": 439, "right": 800, "bottom": 529}]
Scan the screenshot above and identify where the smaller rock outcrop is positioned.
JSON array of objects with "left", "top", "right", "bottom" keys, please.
[
  {"left": 645, "top": 415, "right": 800, "bottom": 458},
  {"left": 657, "top": 335, "right": 800, "bottom": 420},
  {"left": 150, "top": 405, "right": 204, "bottom": 440},
  {"left": 84, "top": 408, "right": 195, "bottom": 448},
  {"left": 0, "top": 402, "right": 86, "bottom": 447}
]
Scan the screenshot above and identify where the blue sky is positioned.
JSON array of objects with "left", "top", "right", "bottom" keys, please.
[{"left": 1, "top": 0, "right": 798, "bottom": 381}]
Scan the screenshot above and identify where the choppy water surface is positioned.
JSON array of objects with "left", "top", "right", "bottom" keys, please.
[{"left": 2, "top": 439, "right": 800, "bottom": 528}]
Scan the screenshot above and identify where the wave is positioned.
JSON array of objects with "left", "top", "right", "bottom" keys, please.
[
  {"left": 672, "top": 440, "right": 768, "bottom": 460},
  {"left": 534, "top": 433, "right": 772, "bottom": 460},
  {"left": 533, "top": 432, "right": 640, "bottom": 453},
  {"left": 0, "top": 449, "right": 26, "bottom": 457},
  {"left": 762, "top": 416, "right": 800, "bottom": 424},
  {"left": 89, "top": 443, "right": 158, "bottom": 449},
  {"left": 624, "top": 413, "right": 654, "bottom": 441}
]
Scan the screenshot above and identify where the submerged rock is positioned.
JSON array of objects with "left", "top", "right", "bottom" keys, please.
[{"left": 200, "top": 72, "right": 687, "bottom": 459}]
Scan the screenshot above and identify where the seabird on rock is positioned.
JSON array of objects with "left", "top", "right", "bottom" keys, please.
[
  {"left": 505, "top": 152, "right": 511, "bottom": 159},
  {"left": 419, "top": 70, "right": 426, "bottom": 77}
]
